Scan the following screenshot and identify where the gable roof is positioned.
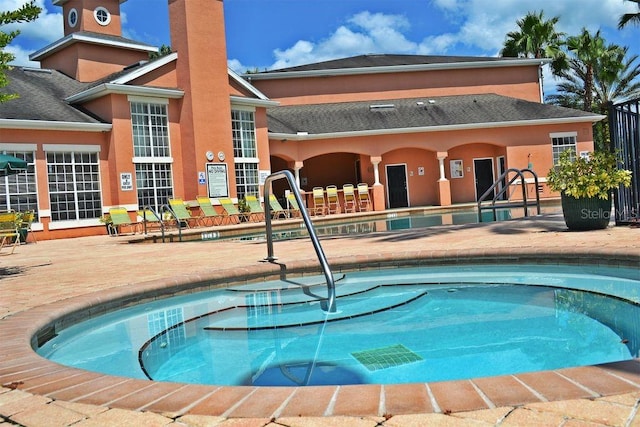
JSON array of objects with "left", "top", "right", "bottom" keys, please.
[
  {"left": 246, "top": 54, "right": 549, "bottom": 80},
  {"left": 267, "top": 94, "right": 604, "bottom": 139},
  {"left": 0, "top": 67, "right": 109, "bottom": 130},
  {"left": 30, "top": 31, "right": 157, "bottom": 62}
]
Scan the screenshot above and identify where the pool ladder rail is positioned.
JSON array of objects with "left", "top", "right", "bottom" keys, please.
[
  {"left": 263, "top": 170, "right": 337, "bottom": 313},
  {"left": 477, "top": 168, "right": 541, "bottom": 222}
]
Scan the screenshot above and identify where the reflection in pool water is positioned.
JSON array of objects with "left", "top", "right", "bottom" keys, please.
[{"left": 38, "top": 264, "right": 639, "bottom": 387}]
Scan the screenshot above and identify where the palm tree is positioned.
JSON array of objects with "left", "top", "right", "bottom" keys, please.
[
  {"left": 564, "top": 29, "right": 626, "bottom": 113},
  {"left": 547, "top": 44, "right": 640, "bottom": 147},
  {"left": 618, "top": 0, "right": 640, "bottom": 29},
  {"left": 501, "top": 11, "right": 567, "bottom": 75}
]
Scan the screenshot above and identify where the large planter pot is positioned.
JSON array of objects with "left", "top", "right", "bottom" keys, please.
[{"left": 561, "top": 193, "right": 612, "bottom": 231}]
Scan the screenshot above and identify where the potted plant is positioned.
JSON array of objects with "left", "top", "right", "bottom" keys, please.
[
  {"left": 237, "top": 198, "right": 251, "bottom": 222},
  {"left": 547, "top": 150, "right": 632, "bottom": 230},
  {"left": 99, "top": 214, "right": 114, "bottom": 234}
]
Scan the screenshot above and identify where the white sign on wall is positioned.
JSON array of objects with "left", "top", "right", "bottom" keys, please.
[
  {"left": 120, "top": 172, "right": 133, "bottom": 191},
  {"left": 206, "top": 163, "right": 229, "bottom": 198}
]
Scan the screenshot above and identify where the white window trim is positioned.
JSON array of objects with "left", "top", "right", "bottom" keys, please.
[
  {"left": 550, "top": 131, "right": 577, "bottom": 139},
  {"left": 68, "top": 8, "right": 78, "bottom": 27},
  {"left": 230, "top": 104, "right": 256, "bottom": 112},
  {"left": 234, "top": 157, "right": 259, "bottom": 163},
  {"left": 128, "top": 95, "right": 169, "bottom": 105},
  {"left": 43, "top": 144, "right": 101, "bottom": 153},
  {"left": 94, "top": 7, "right": 111, "bottom": 26},
  {"left": 132, "top": 157, "right": 174, "bottom": 163},
  {"left": 0, "top": 143, "right": 37, "bottom": 151}
]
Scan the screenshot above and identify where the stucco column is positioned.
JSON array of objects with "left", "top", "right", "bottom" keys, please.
[
  {"left": 436, "top": 152, "right": 452, "bottom": 206},
  {"left": 370, "top": 156, "right": 382, "bottom": 185},
  {"left": 369, "top": 156, "right": 384, "bottom": 211},
  {"left": 293, "top": 161, "right": 304, "bottom": 189}
]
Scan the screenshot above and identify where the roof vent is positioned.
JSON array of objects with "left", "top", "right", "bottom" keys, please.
[
  {"left": 369, "top": 104, "right": 395, "bottom": 111},
  {"left": 428, "top": 99, "right": 436, "bottom": 104},
  {"left": 123, "top": 60, "right": 148, "bottom": 71},
  {"left": 22, "top": 67, "right": 52, "bottom": 74}
]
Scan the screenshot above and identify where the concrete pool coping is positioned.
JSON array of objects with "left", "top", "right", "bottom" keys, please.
[{"left": 1, "top": 212, "right": 639, "bottom": 425}]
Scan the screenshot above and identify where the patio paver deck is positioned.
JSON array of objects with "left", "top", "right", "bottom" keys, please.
[{"left": 0, "top": 212, "right": 639, "bottom": 426}]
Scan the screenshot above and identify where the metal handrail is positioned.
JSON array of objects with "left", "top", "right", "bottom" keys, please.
[
  {"left": 477, "top": 168, "right": 541, "bottom": 222},
  {"left": 263, "top": 170, "right": 337, "bottom": 313},
  {"left": 140, "top": 205, "right": 167, "bottom": 241}
]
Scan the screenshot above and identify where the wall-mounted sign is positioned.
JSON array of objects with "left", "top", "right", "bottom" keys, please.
[
  {"left": 120, "top": 172, "right": 133, "bottom": 191},
  {"left": 206, "top": 163, "right": 229, "bottom": 198},
  {"left": 450, "top": 160, "right": 464, "bottom": 178},
  {"left": 198, "top": 171, "right": 206, "bottom": 185},
  {"left": 259, "top": 170, "right": 271, "bottom": 185}
]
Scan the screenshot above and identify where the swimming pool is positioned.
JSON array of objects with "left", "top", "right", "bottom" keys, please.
[
  {"left": 37, "top": 263, "right": 639, "bottom": 387},
  {"left": 198, "top": 202, "right": 562, "bottom": 242}
]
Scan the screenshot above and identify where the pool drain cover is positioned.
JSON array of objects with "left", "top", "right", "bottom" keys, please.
[{"left": 351, "top": 344, "right": 423, "bottom": 371}]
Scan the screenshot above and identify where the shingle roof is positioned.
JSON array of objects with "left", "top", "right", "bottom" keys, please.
[
  {"left": 0, "top": 67, "right": 104, "bottom": 123},
  {"left": 259, "top": 54, "right": 525, "bottom": 74},
  {"left": 267, "top": 94, "right": 601, "bottom": 135}
]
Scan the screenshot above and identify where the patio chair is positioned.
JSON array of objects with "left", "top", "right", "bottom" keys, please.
[
  {"left": 137, "top": 208, "right": 165, "bottom": 233},
  {"left": 217, "top": 197, "right": 246, "bottom": 224},
  {"left": 19, "top": 210, "right": 37, "bottom": 243},
  {"left": 268, "top": 194, "right": 289, "bottom": 219},
  {"left": 244, "top": 195, "right": 266, "bottom": 222},
  {"left": 0, "top": 211, "right": 20, "bottom": 254},
  {"left": 342, "top": 184, "right": 357, "bottom": 213},
  {"left": 312, "top": 186, "right": 327, "bottom": 216},
  {"left": 357, "top": 183, "right": 372, "bottom": 211},
  {"left": 168, "top": 198, "right": 201, "bottom": 228},
  {"left": 108, "top": 207, "right": 140, "bottom": 236},
  {"left": 286, "top": 193, "right": 302, "bottom": 218},
  {"left": 196, "top": 196, "right": 225, "bottom": 226},
  {"left": 326, "top": 185, "right": 341, "bottom": 214}
]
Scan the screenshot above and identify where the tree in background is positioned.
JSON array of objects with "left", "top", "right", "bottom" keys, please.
[
  {"left": 618, "top": 0, "right": 640, "bottom": 29},
  {"left": 548, "top": 37, "right": 640, "bottom": 148},
  {"left": 565, "top": 29, "right": 626, "bottom": 114},
  {"left": 149, "top": 44, "right": 173, "bottom": 60},
  {"left": 0, "top": 1, "right": 41, "bottom": 103},
  {"left": 500, "top": 11, "right": 567, "bottom": 75}
]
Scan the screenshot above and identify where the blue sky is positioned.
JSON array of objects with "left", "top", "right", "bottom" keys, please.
[{"left": 4, "top": 0, "right": 640, "bottom": 89}]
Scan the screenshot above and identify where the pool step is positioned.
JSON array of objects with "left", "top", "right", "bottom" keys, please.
[{"left": 203, "top": 284, "right": 427, "bottom": 330}]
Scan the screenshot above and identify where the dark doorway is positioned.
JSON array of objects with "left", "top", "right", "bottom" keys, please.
[
  {"left": 474, "top": 158, "right": 495, "bottom": 201},
  {"left": 386, "top": 164, "right": 408, "bottom": 208}
]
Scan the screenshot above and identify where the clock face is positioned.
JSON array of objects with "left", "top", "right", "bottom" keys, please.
[
  {"left": 217, "top": 151, "right": 225, "bottom": 161},
  {"left": 206, "top": 151, "right": 214, "bottom": 161}
]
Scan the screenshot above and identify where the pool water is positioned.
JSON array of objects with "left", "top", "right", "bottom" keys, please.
[{"left": 37, "top": 264, "right": 639, "bottom": 386}]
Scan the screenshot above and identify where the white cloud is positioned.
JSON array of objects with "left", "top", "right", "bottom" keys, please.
[{"left": 2, "top": 0, "right": 62, "bottom": 45}]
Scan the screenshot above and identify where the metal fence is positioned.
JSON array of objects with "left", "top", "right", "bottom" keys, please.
[{"left": 609, "top": 98, "right": 640, "bottom": 224}]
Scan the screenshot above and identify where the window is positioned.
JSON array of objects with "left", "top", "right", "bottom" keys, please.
[
  {"left": 551, "top": 133, "right": 577, "bottom": 164},
  {"left": 68, "top": 8, "right": 78, "bottom": 27},
  {"left": 130, "top": 99, "right": 173, "bottom": 209},
  {"left": 0, "top": 150, "right": 38, "bottom": 216},
  {"left": 93, "top": 7, "right": 111, "bottom": 26},
  {"left": 47, "top": 151, "right": 102, "bottom": 221},
  {"left": 232, "top": 108, "right": 258, "bottom": 199}
]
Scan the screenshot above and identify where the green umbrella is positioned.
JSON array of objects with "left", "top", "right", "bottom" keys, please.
[{"left": 0, "top": 154, "right": 28, "bottom": 177}]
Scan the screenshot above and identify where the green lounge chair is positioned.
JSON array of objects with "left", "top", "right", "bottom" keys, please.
[
  {"left": 286, "top": 192, "right": 302, "bottom": 218},
  {"left": 168, "top": 198, "right": 200, "bottom": 228},
  {"left": 196, "top": 196, "right": 225, "bottom": 226},
  {"left": 244, "top": 195, "right": 265, "bottom": 222},
  {"left": 108, "top": 207, "right": 140, "bottom": 235},
  {"left": 137, "top": 208, "right": 164, "bottom": 233},
  {"left": 268, "top": 194, "right": 289, "bottom": 219},
  {"left": 217, "top": 197, "right": 245, "bottom": 224}
]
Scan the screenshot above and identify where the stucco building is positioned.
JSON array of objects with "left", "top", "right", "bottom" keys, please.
[{"left": 0, "top": 0, "right": 603, "bottom": 240}]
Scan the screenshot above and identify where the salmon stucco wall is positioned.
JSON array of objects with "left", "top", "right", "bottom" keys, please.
[{"left": 250, "top": 65, "right": 543, "bottom": 106}]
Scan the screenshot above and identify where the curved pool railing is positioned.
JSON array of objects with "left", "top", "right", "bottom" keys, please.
[{"left": 263, "top": 170, "right": 337, "bottom": 313}]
